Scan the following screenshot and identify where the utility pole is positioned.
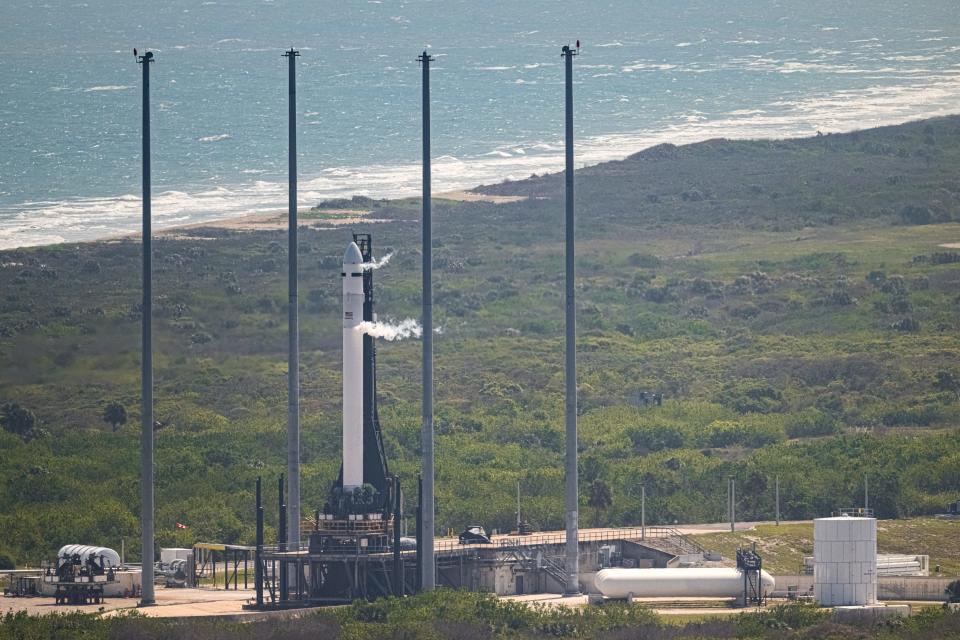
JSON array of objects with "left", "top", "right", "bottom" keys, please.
[
  {"left": 864, "top": 474, "right": 869, "bottom": 513},
  {"left": 418, "top": 49, "right": 435, "bottom": 592},
  {"left": 283, "top": 46, "right": 301, "bottom": 578},
  {"left": 562, "top": 42, "right": 579, "bottom": 597},
  {"left": 729, "top": 477, "right": 736, "bottom": 533},
  {"left": 137, "top": 49, "right": 155, "bottom": 608},
  {"left": 775, "top": 474, "right": 780, "bottom": 526},
  {"left": 516, "top": 480, "right": 521, "bottom": 530},
  {"left": 641, "top": 483, "right": 646, "bottom": 541}
]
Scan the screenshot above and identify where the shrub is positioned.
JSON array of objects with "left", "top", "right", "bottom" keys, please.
[
  {"left": 704, "top": 419, "right": 784, "bottom": 448},
  {"left": 715, "top": 380, "right": 784, "bottom": 414},
  {"left": 80, "top": 259, "right": 101, "bottom": 274},
  {"left": 786, "top": 408, "right": 839, "bottom": 438},
  {"left": 890, "top": 317, "right": 920, "bottom": 332},
  {"left": 0, "top": 403, "right": 41, "bottom": 441},
  {"left": 190, "top": 332, "right": 213, "bottom": 344},
  {"left": 643, "top": 286, "right": 675, "bottom": 303},
  {"left": 737, "top": 602, "right": 831, "bottom": 635},
  {"left": 900, "top": 204, "right": 934, "bottom": 225},
  {"left": 627, "top": 253, "right": 661, "bottom": 268},
  {"left": 881, "top": 403, "right": 944, "bottom": 427},
  {"left": 929, "top": 251, "right": 960, "bottom": 265},
  {"left": 626, "top": 424, "right": 686, "bottom": 452}
]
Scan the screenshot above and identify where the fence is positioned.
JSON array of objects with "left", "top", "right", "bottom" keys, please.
[{"left": 776, "top": 574, "right": 953, "bottom": 602}]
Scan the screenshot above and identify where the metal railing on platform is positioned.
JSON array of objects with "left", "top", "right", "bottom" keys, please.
[
  {"left": 433, "top": 526, "right": 706, "bottom": 557},
  {"left": 255, "top": 525, "right": 707, "bottom": 559}
]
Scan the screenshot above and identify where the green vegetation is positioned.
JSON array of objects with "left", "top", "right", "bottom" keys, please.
[
  {"left": 1, "top": 592, "right": 959, "bottom": 638},
  {"left": 0, "top": 117, "right": 959, "bottom": 568}
]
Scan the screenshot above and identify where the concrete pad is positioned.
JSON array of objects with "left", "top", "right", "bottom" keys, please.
[{"left": 2, "top": 587, "right": 258, "bottom": 619}]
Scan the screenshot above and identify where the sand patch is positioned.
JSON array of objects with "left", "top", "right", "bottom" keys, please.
[
  {"left": 938, "top": 242, "right": 960, "bottom": 249},
  {"left": 156, "top": 208, "right": 381, "bottom": 235},
  {"left": 436, "top": 190, "right": 527, "bottom": 204}
]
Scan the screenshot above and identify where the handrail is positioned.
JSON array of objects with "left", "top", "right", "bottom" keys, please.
[
  {"left": 831, "top": 507, "right": 874, "bottom": 518},
  {"left": 257, "top": 525, "right": 706, "bottom": 557}
]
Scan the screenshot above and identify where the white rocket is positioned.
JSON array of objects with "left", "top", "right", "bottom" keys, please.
[{"left": 342, "top": 242, "right": 365, "bottom": 489}]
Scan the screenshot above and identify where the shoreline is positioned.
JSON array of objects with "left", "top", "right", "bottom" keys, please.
[
  {"left": 44, "top": 190, "right": 528, "bottom": 247},
  {"left": 3, "top": 111, "right": 959, "bottom": 252}
]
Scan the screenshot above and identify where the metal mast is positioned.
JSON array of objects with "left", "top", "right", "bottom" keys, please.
[
  {"left": 283, "top": 46, "right": 301, "bottom": 564},
  {"left": 137, "top": 49, "right": 155, "bottom": 607},
  {"left": 562, "top": 43, "right": 579, "bottom": 596},
  {"left": 418, "top": 49, "right": 436, "bottom": 592}
]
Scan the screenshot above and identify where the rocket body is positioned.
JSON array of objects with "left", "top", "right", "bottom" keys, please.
[{"left": 342, "top": 242, "right": 365, "bottom": 489}]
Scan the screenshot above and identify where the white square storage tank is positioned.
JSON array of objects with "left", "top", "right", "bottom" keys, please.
[{"left": 814, "top": 516, "right": 877, "bottom": 607}]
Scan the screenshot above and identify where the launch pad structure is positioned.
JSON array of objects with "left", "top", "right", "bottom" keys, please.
[
  {"left": 250, "top": 519, "right": 715, "bottom": 607},
  {"left": 245, "top": 232, "right": 709, "bottom": 607},
  {"left": 247, "top": 232, "right": 413, "bottom": 607}
]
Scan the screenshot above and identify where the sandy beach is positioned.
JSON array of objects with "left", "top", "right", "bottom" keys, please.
[{"left": 154, "top": 190, "right": 524, "bottom": 237}]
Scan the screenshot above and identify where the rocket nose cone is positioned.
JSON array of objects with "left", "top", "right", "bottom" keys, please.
[{"left": 343, "top": 242, "right": 363, "bottom": 264}]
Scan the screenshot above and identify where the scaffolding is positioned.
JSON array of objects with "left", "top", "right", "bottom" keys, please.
[{"left": 736, "top": 546, "right": 765, "bottom": 606}]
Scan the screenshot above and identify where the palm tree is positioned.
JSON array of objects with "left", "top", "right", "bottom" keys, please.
[
  {"left": 587, "top": 479, "right": 613, "bottom": 528},
  {"left": 102, "top": 402, "right": 127, "bottom": 432}
]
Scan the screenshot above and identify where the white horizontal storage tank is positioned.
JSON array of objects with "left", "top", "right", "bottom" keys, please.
[
  {"left": 594, "top": 568, "right": 775, "bottom": 599},
  {"left": 813, "top": 516, "right": 877, "bottom": 606},
  {"left": 57, "top": 545, "right": 121, "bottom": 568}
]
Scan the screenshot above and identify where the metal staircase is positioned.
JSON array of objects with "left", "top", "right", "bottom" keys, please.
[{"left": 498, "top": 541, "right": 566, "bottom": 584}]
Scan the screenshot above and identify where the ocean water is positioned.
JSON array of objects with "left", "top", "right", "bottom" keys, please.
[{"left": 0, "top": 0, "right": 958, "bottom": 248}]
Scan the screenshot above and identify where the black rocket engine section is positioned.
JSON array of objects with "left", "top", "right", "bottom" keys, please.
[{"left": 333, "top": 233, "right": 390, "bottom": 510}]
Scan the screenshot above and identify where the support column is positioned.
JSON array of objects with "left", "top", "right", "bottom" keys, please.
[
  {"left": 283, "top": 47, "right": 302, "bottom": 565},
  {"left": 137, "top": 49, "right": 155, "bottom": 607},
  {"left": 418, "top": 50, "right": 436, "bottom": 592},
  {"left": 561, "top": 43, "right": 580, "bottom": 597}
]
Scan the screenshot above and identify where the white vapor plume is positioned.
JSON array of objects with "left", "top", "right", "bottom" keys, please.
[
  {"left": 359, "top": 252, "right": 394, "bottom": 271},
  {"left": 356, "top": 318, "right": 422, "bottom": 341}
]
